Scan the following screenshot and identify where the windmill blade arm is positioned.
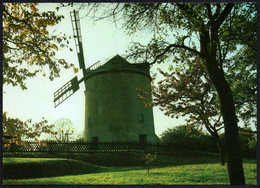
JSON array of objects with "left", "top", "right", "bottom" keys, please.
[
  {"left": 53, "top": 76, "right": 80, "bottom": 108},
  {"left": 70, "top": 10, "right": 86, "bottom": 72}
]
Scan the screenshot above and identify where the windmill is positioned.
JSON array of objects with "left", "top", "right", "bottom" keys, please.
[
  {"left": 53, "top": 10, "right": 88, "bottom": 108},
  {"left": 53, "top": 11, "right": 158, "bottom": 143}
]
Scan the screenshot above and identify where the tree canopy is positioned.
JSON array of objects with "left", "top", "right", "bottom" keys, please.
[
  {"left": 3, "top": 3, "right": 75, "bottom": 90},
  {"left": 2, "top": 112, "right": 56, "bottom": 144},
  {"left": 152, "top": 57, "right": 226, "bottom": 164},
  {"left": 51, "top": 118, "right": 75, "bottom": 142}
]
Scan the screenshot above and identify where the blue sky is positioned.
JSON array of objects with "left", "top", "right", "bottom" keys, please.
[{"left": 3, "top": 3, "right": 186, "bottom": 140}]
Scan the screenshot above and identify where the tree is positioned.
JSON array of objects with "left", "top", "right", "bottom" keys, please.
[
  {"left": 152, "top": 58, "right": 226, "bottom": 165},
  {"left": 2, "top": 3, "right": 76, "bottom": 142},
  {"left": 51, "top": 118, "right": 75, "bottom": 142},
  {"left": 2, "top": 112, "right": 56, "bottom": 144},
  {"left": 143, "top": 153, "right": 157, "bottom": 174},
  {"left": 151, "top": 24, "right": 256, "bottom": 163},
  {"left": 74, "top": 3, "right": 257, "bottom": 184},
  {"left": 3, "top": 3, "right": 75, "bottom": 90},
  {"left": 150, "top": 2, "right": 256, "bottom": 166}
]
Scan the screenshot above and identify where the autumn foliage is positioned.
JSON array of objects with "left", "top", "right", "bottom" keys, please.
[
  {"left": 2, "top": 3, "right": 74, "bottom": 90},
  {"left": 2, "top": 112, "right": 57, "bottom": 145}
]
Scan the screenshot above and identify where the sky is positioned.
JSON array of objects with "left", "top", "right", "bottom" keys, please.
[{"left": 3, "top": 3, "right": 187, "bottom": 140}]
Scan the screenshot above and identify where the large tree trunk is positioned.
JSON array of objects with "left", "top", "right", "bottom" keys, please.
[{"left": 205, "top": 57, "right": 245, "bottom": 185}]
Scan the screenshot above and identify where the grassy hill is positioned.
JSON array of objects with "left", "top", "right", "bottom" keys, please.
[
  {"left": 3, "top": 157, "right": 111, "bottom": 179},
  {"left": 2, "top": 157, "right": 256, "bottom": 185}
]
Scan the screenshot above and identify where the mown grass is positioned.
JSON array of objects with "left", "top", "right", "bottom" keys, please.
[{"left": 3, "top": 157, "right": 256, "bottom": 185}]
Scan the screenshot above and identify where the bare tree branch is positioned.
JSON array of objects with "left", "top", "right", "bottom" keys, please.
[{"left": 150, "top": 43, "right": 201, "bottom": 65}]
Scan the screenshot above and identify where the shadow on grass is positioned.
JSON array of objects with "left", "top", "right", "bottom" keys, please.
[{"left": 3, "top": 159, "right": 106, "bottom": 179}]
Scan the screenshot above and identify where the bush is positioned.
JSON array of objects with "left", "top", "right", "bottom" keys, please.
[{"left": 160, "top": 125, "right": 218, "bottom": 153}]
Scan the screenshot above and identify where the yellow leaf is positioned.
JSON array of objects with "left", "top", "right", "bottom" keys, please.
[
  {"left": 73, "top": 68, "right": 79, "bottom": 73},
  {"left": 50, "top": 44, "right": 58, "bottom": 50}
]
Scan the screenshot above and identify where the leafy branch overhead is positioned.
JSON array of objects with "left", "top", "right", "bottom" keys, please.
[{"left": 2, "top": 3, "right": 75, "bottom": 90}]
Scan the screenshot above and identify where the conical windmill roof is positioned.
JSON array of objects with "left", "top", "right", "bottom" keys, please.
[
  {"left": 99, "top": 54, "right": 150, "bottom": 74},
  {"left": 85, "top": 54, "right": 150, "bottom": 79},
  {"left": 99, "top": 55, "right": 131, "bottom": 69}
]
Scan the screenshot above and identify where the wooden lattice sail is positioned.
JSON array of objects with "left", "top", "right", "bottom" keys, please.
[{"left": 53, "top": 10, "right": 87, "bottom": 107}]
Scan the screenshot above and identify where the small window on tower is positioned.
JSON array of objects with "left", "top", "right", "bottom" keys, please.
[{"left": 139, "top": 114, "right": 144, "bottom": 123}]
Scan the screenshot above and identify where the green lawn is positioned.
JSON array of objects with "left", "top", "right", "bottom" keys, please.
[{"left": 2, "top": 157, "right": 256, "bottom": 185}]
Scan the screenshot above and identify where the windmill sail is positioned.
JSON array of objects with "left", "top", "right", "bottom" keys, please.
[
  {"left": 53, "top": 10, "right": 87, "bottom": 108},
  {"left": 53, "top": 76, "right": 80, "bottom": 108},
  {"left": 70, "top": 10, "right": 86, "bottom": 74}
]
